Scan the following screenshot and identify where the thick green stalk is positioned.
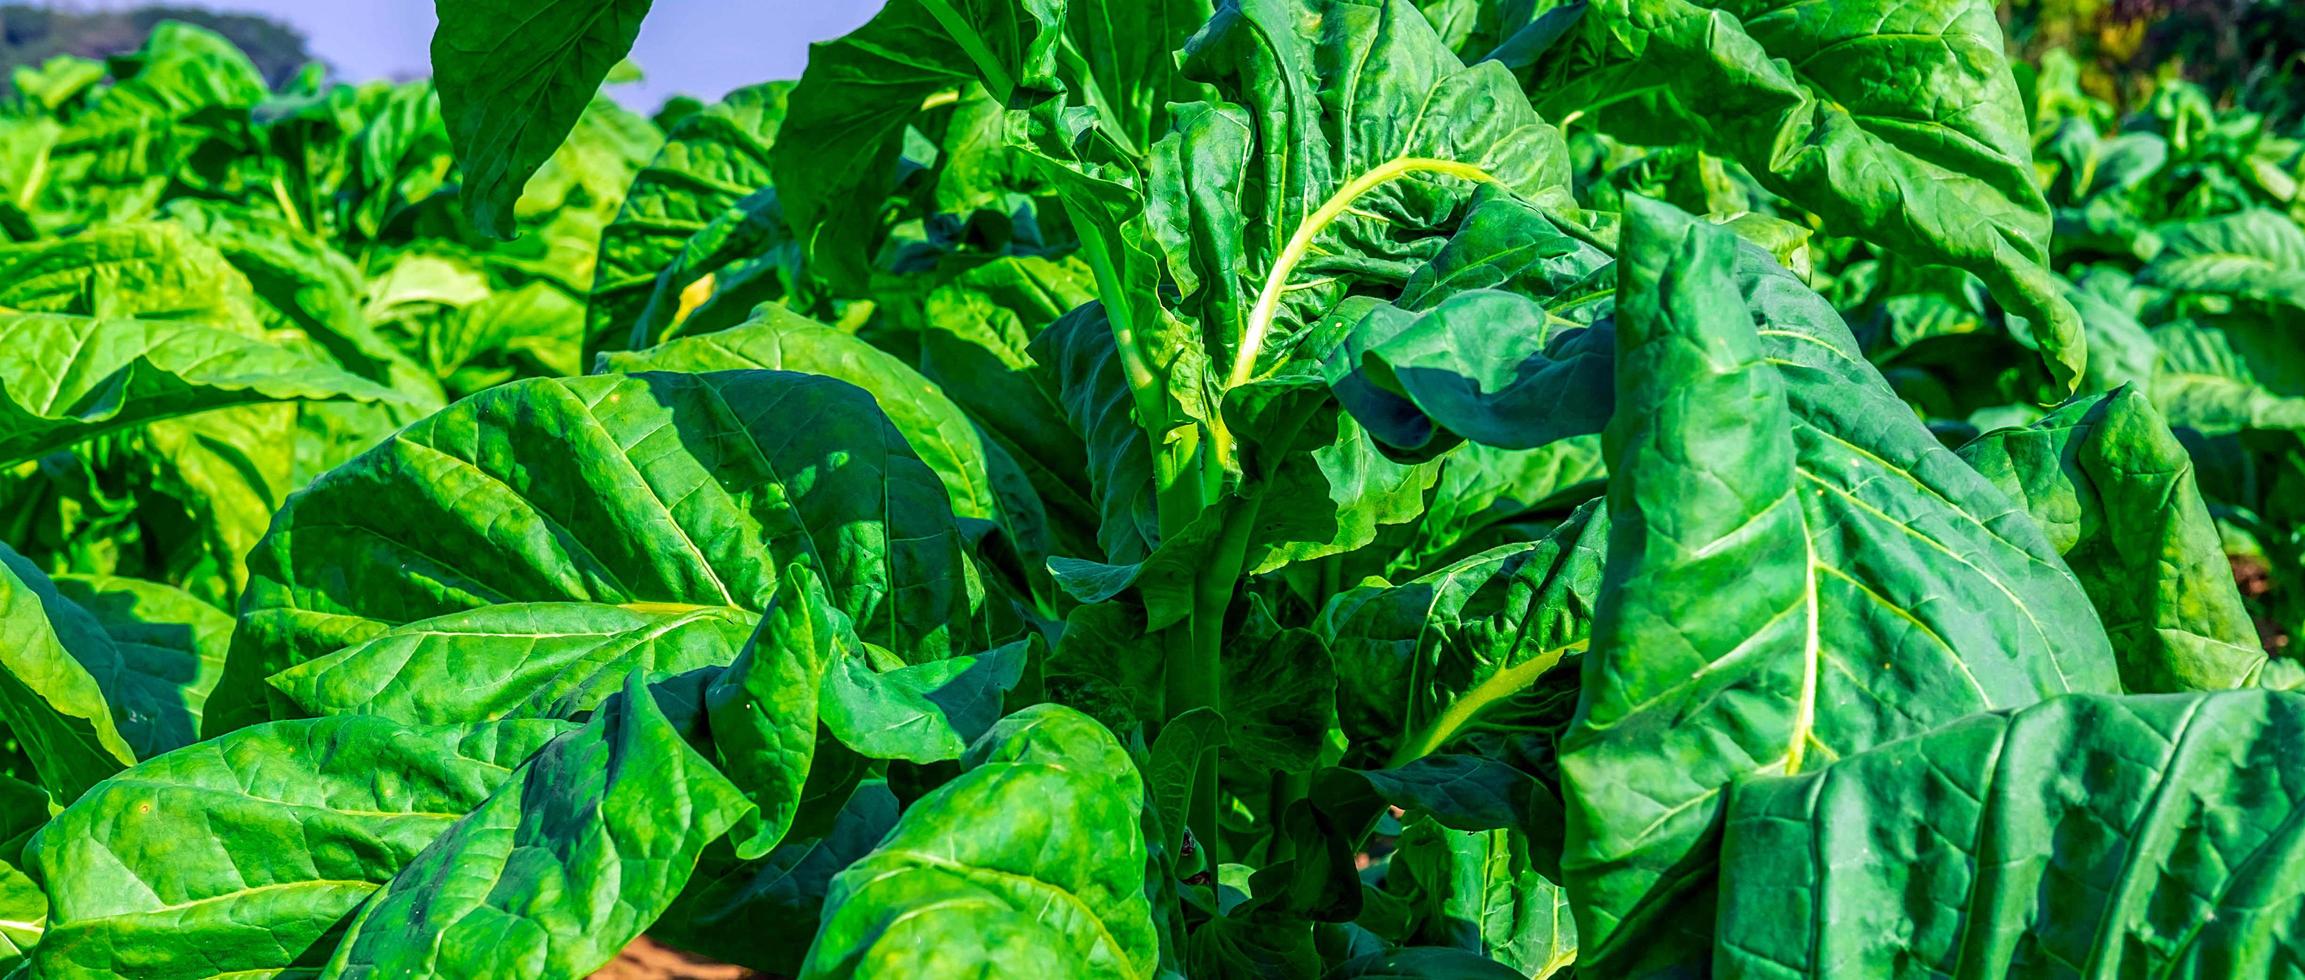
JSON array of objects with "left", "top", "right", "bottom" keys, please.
[{"left": 1176, "top": 495, "right": 1259, "bottom": 863}]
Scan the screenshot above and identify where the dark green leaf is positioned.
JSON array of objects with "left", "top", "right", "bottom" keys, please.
[
  {"left": 1719, "top": 689, "right": 2305, "bottom": 977},
  {"left": 430, "top": 0, "right": 655, "bottom": 237},
  {"left": 320, "top": 671, "right": 749, "bottom": 977},
  {"left": 799, "top": 704, "right": 1157, "bottom": 977},
  {"left": 1558, "top": 198, "right": 2118, "bottom": 973},
  {"left": 28, "top": 716, "right": 571, "bottom": 978},
  {"left": 210, "top": 371, "right": 973, "bottom": 737},
  {"left": 1958, "top": 387, "right": 2267, "bottom": 692}
]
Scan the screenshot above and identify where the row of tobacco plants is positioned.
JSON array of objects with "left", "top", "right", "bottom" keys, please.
[{"left": 1, "top": 0, "right": 2304, "bottom": 976}]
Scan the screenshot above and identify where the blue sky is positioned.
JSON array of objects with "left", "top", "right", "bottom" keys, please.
[{"left": 88, "top": 0, "right": 886, "bottom": 110}]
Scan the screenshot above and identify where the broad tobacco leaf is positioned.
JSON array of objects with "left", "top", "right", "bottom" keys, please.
[
  {"left": 798, "top": 704, "right": 1157, "bottom": 978},
  {"left": 429, "top": 0, "right": 654, "bottom": 238},
  {"left": 209, "top": 371, "right": 974, "bottom": 737},
  {"left": 265, "top": 602, "right": 755, "bottom": 725},
  {"left": 602, "top": 307, "right": 1051, "bottom": 569},
  {"left": 1323, "top": 195, "right": 1616, "bottom": 461},
  {"left": 1030, "top": 302, "right": 1164, "bottom": 564},
  {"left": 2142, "top": 208, "right": 2305, "bottom": 310},
  {"left": 320, "top": 672, "right": 749, "bottom": 978},
  {"left": 27, "top": 715, "right": 574, "bottom": 978},
  {"left": 0, "top": 222, "right": 263, "bottom": 330},
  {"left": 704, "top": 566, "right": 848, "bottom": 859},
  {"left": 2151, "top": 318, "right": 2305, "bottom": 436},
  {"left": 1958, "top": 387, "right": 2268, "bottom": 693},
  {"left": 34, "top": 24, "right": 267, "bottom": 230},
  {"left": 0, "top": 316, "right": 395, "bottom": 472},
  {"left": 1548, "top": 0, "right": 2086, "bottom": 388},
  {"left": 1389, "top": 815, "right": 1576, "bottom": 978},
  {"left": 1397, "top": 437, "right": 1607, "bottom": 575},
  {"left": 1557, "top": 198, "right": 2120, "bottom": 973},
  {"left": 1719, "top": 690, "right": 2305, "bottom": 977},
  {"left": 914, "top": 256, "right": 1101, "bottom": 557}
]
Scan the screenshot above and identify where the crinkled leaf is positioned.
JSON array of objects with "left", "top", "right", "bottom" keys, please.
[
  {"left": 210, "top": 371, "right": 973, "bottom": 737},
  {"left": 1321, "top": 500, "right": 1603, "bottom": 765},
  {"left": 799, "top": 704, "right": 1156, "bottom": 978},
  {"left": 264, "top": 602, "right": 755, "bottom": 725},
  {"left": 429, "top": 0, "right": 654, "bottom": 237},
  {"left": 1558, "top": 198, "right": 2118, "bottom": 972},
  {"left": 821, "top": 637, "right": 1032, "bottom": 764},
  {"left": 771, "top": 0, "right": 1067, "bottom": 288},
  {"left": 0, "top": 313, "right": 400, "bottom": 468},
  {"left": 1958, "top": 387, "right": 2266, "bottom": 692},
  {"left": 1719, "top": 690, "right": 2305, "bottom": 977},
  {"left": 589, "top": 81, "right": 789, "bottom": 355},
  {"left": 27, "top": 715, "right": 572, "bottom": 978},
  {"left": 1549, "top": 0, "right": 2083, "bottom": 387},
  {"left": 320, "top": 671, "right": 749, "bottom": 978}
]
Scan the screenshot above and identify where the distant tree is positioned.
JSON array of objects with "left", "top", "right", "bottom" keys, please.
[{"left": 0, "top": 4, "right": 319, "bottom": 92}]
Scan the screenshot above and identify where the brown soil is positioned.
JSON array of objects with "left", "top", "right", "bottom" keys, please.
[
  {"left": 2232, "top": 554, "right": 2292, "bottom": 654},
  {"left": 590, "top": 938, "right": 754, "bottom": 980}
]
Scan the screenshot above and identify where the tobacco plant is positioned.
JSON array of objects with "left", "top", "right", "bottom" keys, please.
[{"left": 0, "top": 1, "right": 2303, "bottom": 978}]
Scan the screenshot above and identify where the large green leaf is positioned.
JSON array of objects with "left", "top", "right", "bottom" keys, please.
[
  {"left": 914, "top": 256, "right": 1101, "bottom": 557},
  {"left": 1958, "top": 387, "right": 2267, "bottom": 692},
  {"left": 1030, "top": 302, "right": 1163, "bottom": 564},
  {"left": 1322, "top": 195, "right": 1617, "bottom": 460},
  {"left": 771, "top": 0, "right": 1067, "bottom": 289},
  {"left": 602, "top": 307, "right": 1045, "bottom": 546},
  {"left": 1549, "top": 0, "right": 2084, "bottom": 387},
  {"left": 34, "top": 24, "right": 267, "bottom": 230},
  {"left": 319, "top": 672, "right": 749, "bottom": 978},
  {"left": 703, "top": 566, "right": 848, "bottom": 859},
  {"left": 208, "top": 371, "right": 974, "bottom": 737},
  {"left": 264, "top": 602, "right": 755, "bottom": 725},
  {"left": 1398, "top": 437, "right": 1606, "bottom": 575},
  {"left": 798, "top": 704, "right": 1157, "bottom": 978},
  {"left": 0, "top": 313, "right": 400, "bottom": 469},
  {"left": 1718, "top": 690, "right": 2305, "bottom": 977},
  {"left": 1061, "top": 0, "right": 1215, "bottom": 154},
  {"left": 429, "top": 0, "right": 655, "bottom": 237},
  {"left": 51, "top": 572, "right": 232, "bottom": 748},
  {"left": 2151, "top": 318, "right": 2305, "bottom": 436},
  {"left": 0, "top": 774, "right": 49, "bottom": 972},
  {"left": 588, "top": 82, "right": 790, "bottom": 356},
  {"left": 1221, "top": 369, "right": 1441, "bottom": 574},
  {"left": 26, "top": 715, "right": 572, "bottom": 978},
  {"left": 1557, "top": 198, "right": 2119, "bottom": 973}
]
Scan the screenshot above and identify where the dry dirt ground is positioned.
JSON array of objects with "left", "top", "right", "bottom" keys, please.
[{"left": 591, "top": 938, "right": 754, "bottom": 979}]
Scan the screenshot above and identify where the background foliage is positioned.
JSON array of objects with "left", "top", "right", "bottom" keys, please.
[{"left": 0, "top": 0, "right": 2301, "bottom": 977}]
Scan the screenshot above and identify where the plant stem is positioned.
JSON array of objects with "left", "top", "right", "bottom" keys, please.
[
  {"left": 915, "top": 0, "right": 1014, "bottom": 99},
  {"left": 1174, "top": 495, "right": 1260, "bottom": 863},
  {"left": 270, "top": 174, "right": 307, "bottom": 235},
  {"left": 1228, "top": 156, "right": 1502, "bottom": 387}
]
